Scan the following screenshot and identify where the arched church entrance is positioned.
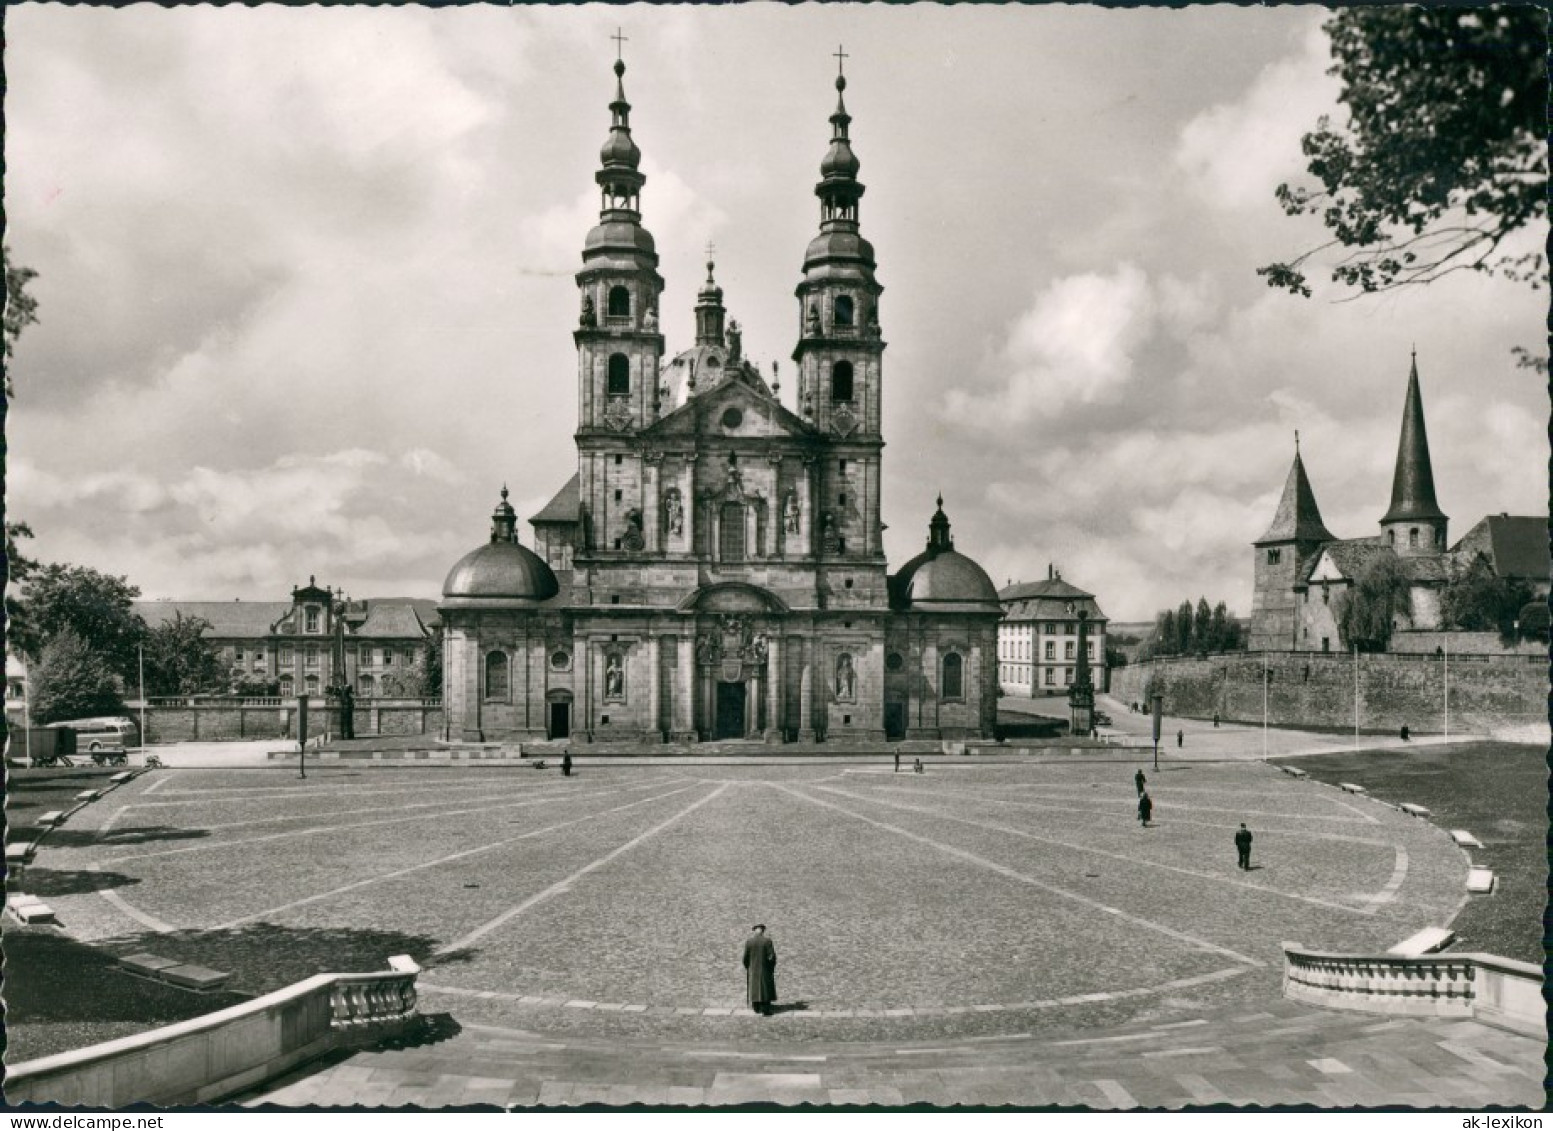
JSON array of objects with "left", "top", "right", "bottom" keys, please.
[{"left": 546, "top": 690, "right": 573, "bottom": 740}]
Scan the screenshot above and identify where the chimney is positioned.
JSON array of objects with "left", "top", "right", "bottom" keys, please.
[{"left": 1048, "top": 563, "right": 1053, "bottom": 580}]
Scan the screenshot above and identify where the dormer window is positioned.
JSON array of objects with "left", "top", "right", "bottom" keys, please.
[{"left": 305, "top": 606, "right": 320, "bottom": 633}]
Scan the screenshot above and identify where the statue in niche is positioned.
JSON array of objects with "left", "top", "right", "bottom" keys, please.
[
  {"left": 821, "top": 510, "right": 839, "bottom": 553},
  {"left": 806, "top": 304, "right": 821, "bottom": 335},
  {"left": 605, "top": 653, "right": 625, "bottom": 700},
  {"left": 752, "top": 633, "right": 769, "bottom": 663},
  {"left": 664, "top": 489, "right": 684, "bottom": 536},
  {"left": 725, "top": 454, "right": 744, "bottom": 498},
  {"left": 726, "top": 320, "right": 742, "bottom": 361},
  {"left": 865, "top": 297, "right": 879, "bottom": 332},
  {"left": 836, "top": 653, "right": 856, "bottom": 702},
  {"left": 622, "top": 508, "right": 645, "bottom": 552},
  {"left": 643, "top": 303, "right": 658, "bottom": 331},
  {"left": 784, "top": 490, "right": 800, "bottom": 534},
  {"left": 580, "top": 294, "right": 596, "bottom": 327}
]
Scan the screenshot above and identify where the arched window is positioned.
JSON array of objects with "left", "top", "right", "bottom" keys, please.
[
  {"left": 304, "top": 674, "right": 319, "bottom": 695},
  {"left": 834, "top": 294, "right": 854, "bottom": 326},
  {"left": 359, "top": 674, "right": 375, "bottom": 697},
  {"left": 607, "top": 285, "right": 631, "bottom": 318},
  {"left": 1387, "top": 530, "right": 1395, "bottom": 546},
  {"left": 942, "top": 652, "right": 964, "bottom": 699},
  {"left": 832, "top": 361, "right": 854, "bottom": 403},
  {"left": 1409, "top": 527, "right": 1419, "bottom": 547},
  {"left": 485, "top": 651, "right": 510, "bottom": 700},
  {"left": 719, "top": 502, "right": 747, "bottom": 562},
  {"left": 607, "top": 354, "right": 630, "bottom": 397}
]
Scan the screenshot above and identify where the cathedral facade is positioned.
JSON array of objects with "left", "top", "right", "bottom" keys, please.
[{"left": 438, "top": 58, "right": 1001, "bottom": 744}]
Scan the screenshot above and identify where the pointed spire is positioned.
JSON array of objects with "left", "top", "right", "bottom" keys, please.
[
  {"left": 1381, "top": 350, "right": 1446, "bottom": 524},
  {"left": 695, "top": 257, "right": 726, "bottom": 346},
  {"left": 1256, "top": 441, "right": 1335, "bottom": 545}
]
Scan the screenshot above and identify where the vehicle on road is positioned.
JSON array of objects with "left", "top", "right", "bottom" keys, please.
[{"left": 47, "top": 716, "right": 140, "bottom": 753}]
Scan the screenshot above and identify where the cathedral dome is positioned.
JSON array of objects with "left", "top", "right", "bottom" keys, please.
[
  {"left": 441, "top": 489, "right": 560, "bottom": 607},
  {"left": 890, "top": 497, "right": 1001, "bottom": 611}
]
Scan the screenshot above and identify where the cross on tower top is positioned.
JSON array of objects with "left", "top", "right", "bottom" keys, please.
[
  {"left": 611, "top": 28, "right": 628, "bottom": 61},
  {"left": 833, "top": 44, "right": 849, "bottom": 74}
]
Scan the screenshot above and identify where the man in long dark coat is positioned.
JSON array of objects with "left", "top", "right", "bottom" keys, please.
[
  {"left": 1234, "top": 823, "right": 1253, "bottom": 870},
  {"left": 742, "top": 925, "right": 777, "bottom": 1015},
  {"left": 1134, "top": 768, "right": 1146, "bottom": 796},
  {"left": 1138, "top": 792, "right": 1153, "bottom": 827}
]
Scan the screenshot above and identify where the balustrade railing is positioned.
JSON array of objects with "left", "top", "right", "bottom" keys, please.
[{"left": 329, "top": 970, "right": 419, "bottom": 1030}]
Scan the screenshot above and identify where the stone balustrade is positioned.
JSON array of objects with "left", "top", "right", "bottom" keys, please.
[
  {"left": 1283, "top": 944, "right": 1543, "bottom": 1038},
  {"left": 6, "top": 961, "right": 420, "bottom": 1108}
]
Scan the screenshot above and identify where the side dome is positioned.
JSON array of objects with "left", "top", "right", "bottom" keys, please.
[
  {"left": 440, "top": 488, "right": 560, "bottom": 608},
  {"left": 442, "top": 542, "right": 559, "bottom": 604},
  {"left": 889, "top": 496, "right": 1001, "bottom": 612}
]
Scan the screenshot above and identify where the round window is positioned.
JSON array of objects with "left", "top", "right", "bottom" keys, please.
[
  {"left": 885, "top": 652, "right": 904, "bottom": 672},
  {"left": 550, "top": 650, "right": 571, "bottom": 671},
  {"left": 721, "top": 407, "right": 744, "bottom": 430}
]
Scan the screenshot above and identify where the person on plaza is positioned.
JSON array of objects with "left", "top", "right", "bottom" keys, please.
[
  {"left": 894, "top": 752, "right": 901, "bottom": 773},
  {"left": 1234, "top": 823, "right": 1253, "bottom": 870},
  {"left": 1134, "top": 767, "right": 1146, "bottom": 796},
  {"left": 913, "top": 758, "right": 924, "bottom": 774},
  {"left": 1138, "top": 791, "right": 1153, "bottom": 827},
  {"left": 1399, "top": 724, "right": 1411, "bottom": 741},
  {"left": 742, "top": 925, "right": 777, "bottom": 1016},
  {"left": 562, "top": 750, "right": 572, "bottom": 777},
  {"left": 1176, "top": 729, "right": 1183, "bottom": 748},
  {"left": 1213, "top": 712, "right": 1220, "bottom": 728}
]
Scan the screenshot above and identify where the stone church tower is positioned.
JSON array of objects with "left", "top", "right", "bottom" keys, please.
[{"left": 439, "top": 54, "right": 1002, "bottom": 745}]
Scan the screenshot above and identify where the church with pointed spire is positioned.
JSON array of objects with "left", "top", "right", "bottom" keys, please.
[
  {"left": 1248, "top": 352, "right": 1547, "bottom": 653},
  {"left": 437, "top": 52, "right": 1002, "bottom": 743}
]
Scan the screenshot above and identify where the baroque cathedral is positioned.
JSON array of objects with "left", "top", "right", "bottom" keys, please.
[{"left": 437, "top": 57, "right": 1002, "bottom": 743}]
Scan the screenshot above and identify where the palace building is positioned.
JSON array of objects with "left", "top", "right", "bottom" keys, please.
[{"left": 437, "top": 56, "right": 1001, "bottom": 743}]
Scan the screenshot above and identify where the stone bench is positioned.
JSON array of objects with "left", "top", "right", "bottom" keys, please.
[
  {"left": 1279, "top": 766, "right": 1308, "bottom": 779},
  {"left": 1450, "top": 829, "right": 1482, "bottom": 848},
  {"left": 120, "top": 953, "right": 233, "bottom": 993},
  {"left": 6, "top": 841, "right": 36, "bottom": 866},
  {"left": 36, "top": 811, "right": 65, "bottom": 827},
  {"left": 75, "top": 789, "right": 101, "bottom": 802},
  {"left": 7, "top": 894, "right": 57, "bottom": 925},
  {"left": 1399, "top": 803, "right": 1431, "bottom": 818},
  {"left": 1387, "top": 927, "right": 1454, "bottom": 957},
  {"left": 1338, "top": 782, "right": 1367, "bottom": 794},
  {"left": 1466, "top": 866, "right": 1495, "bottom": 894},
  {"left": 109, "top": 771, "right": 135, "bottom": 783}
]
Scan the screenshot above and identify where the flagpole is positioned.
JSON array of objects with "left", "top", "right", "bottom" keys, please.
[
  {"left": 139, "top": 644, "right": 147, "bottom": 753},
  {"left": 1443, "top": 638, "right": 1449, "bottom": 741},
  {"left": 1353, "top": 641, "right": 1359, "bottom": 751},
  {"left": 1261, "top": 650, "right": 1268, "bottom": 759}
]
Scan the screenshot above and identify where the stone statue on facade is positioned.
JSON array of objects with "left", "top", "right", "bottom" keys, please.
[
  {"left": 622, "top": 508, "right": 645, "bottom": 552},
  {"left": 664, "top": 489, "right": 684, "bottom": 536},
  {"left": 643, "top": 303, "right": 658, "bottom": 331},
  {"left": 806, "top": 304, "right": 821, "bottom": 335},
  {"left": 836, "top": 653, "right": 856, "bottom": 702},
  {"left": 580, "top": 294, "right": 596, "bottom": 327},
  {"left": 784, "top": 490, "right": 800, "bottom": 534},
  {"left": 605, "top": 654, "right": 625, "bottom": 700},
  {"left": 726, "top": 320, "right": 742, "bottom": 361}
]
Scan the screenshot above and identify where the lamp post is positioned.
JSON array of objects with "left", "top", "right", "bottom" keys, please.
[
  {"left": 138, "top": 644, "right": 147, "bottom": 754},
  {"left": 1262, "top": 651, "right": 1269, "bottom": 759},
  {"left": 1150, "top": 693, "right": 1162, "bottom": 771},
  {"left": 1353, "top": 641, "right": 1359, "bottom": 751},
  {"left": 1443, "top": 637, "right": 1449, "bottom": 742}
]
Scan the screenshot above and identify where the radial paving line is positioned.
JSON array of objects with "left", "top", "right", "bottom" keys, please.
[
  {"left": 1329, "top": 797, "right": 1383, "bottom": 826},
  {"left": 142, "top": 775, "right": 172, "bottom": 795},
  {"left": 1355, "top": 846, "right": 1410, "bottom": 914},
  {"left": 774, "top": 783, "right": 1263, "bottom": 968},
  {"left": 212, "top": 784, "right": 705, "bottom": 929},
  {"left": 89, "top": 865, "right": 178, "bottom": 934},
  {"left": 98, "top": 778, "right": 690, "bottom": 866},
  {"left": 816, "top": 784, "right": 1382, "bottom": 917},
  {"left": 433, "top": 782, "right": 732, "bottom": 957},
  {"left": 854, "top": 782, "right": 1394, "bottom": 846}
]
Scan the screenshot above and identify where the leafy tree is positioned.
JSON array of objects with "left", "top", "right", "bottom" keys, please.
[
  {"left": 1336, "top": 555, "right": 1413, "bottom": 652},
  {"left": 1514, "top": 600, "right": 1549, "bottom": 644},
  {"left": 141, "top": 612, "right": 230, "bottom": 696},
  {"left": 1260, "top": 7, "right": 1546, "bottom": 301},
  {"left": 231, "top": 673, "right": 282, "bottom": 697},
  {"left": 30, "top": 631, "right": 125, "bottom": 725},
  {"left": 1192, "top": 597, "right": 1213, "bottom": 653},
  {"left": 1441, "top": 555, "right": 1535, "bottom": 639},
  {"left": 18, "top": 563, "right": 146, "bottom": 679},
  {"left": 424, "top": 631, "right": 443, "bottom": 698},
  {"left": 3, "top": 245, "right": 40, "bottom": 397},
  {"left": 1149, "top": 609, "right": 1177, "bottom": 659},
  {"left": 1174, "top": 600, "right": 1194, "bottom": 654},
  {"left": 5, "top": 521, "right": 39, "bottom": 659}
]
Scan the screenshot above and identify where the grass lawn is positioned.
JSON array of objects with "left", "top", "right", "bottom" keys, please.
[{"left": 1271, "top": 742, "right": 1545, "bottom": 964}]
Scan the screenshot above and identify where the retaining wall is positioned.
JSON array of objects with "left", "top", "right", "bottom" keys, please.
[
  {"left": 134, "top": 699, "right": 443, "bottom": 744},
  {"left": 1111, "top": 651, "right": 1543, "bottom": 733}
]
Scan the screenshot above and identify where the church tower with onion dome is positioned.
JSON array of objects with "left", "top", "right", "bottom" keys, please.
[{"left": 440, "top": 45, "right": 1001, "bottom": 746}]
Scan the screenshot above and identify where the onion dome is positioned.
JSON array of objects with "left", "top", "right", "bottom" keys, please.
[
  {"left": 442, "top": 487, "right": 560, "bottom": 607},
  {"left": 583, "top": 57, "right": 658, "bottom": 267},
  {"left": 799, "top": 61, "right": 878, "bottom": 287},
  {"left": 599, "top": 60, "right": 642, "bottom": 171},
  {"left": 890, "top": 496, "right": 1001, "bottom": 611},
  {"left": 820, "top": 74, "right": 861, "bottom": 179}
]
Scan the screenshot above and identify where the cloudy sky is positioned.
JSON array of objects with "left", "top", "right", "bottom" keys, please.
[{"left": 7, "top": 4, "right": 1544, "bottom": 621}]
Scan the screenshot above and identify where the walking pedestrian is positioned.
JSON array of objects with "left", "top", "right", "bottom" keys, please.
[
  {"left": 561, "top": 751, "right": 572, "bottom": 777},
  {"left": 1234, "top": 823, "right": 1253, "bottom": 870},
  {"left": 742, "top": 925, "right": 777, "bottom": 1016},
  {"left": 894, "top": 752, "right": 900, "bottom": 773},
  {"left": 1134, "top": 768, "right": 1146, "bottom": 796},
  {"left": 913, "top": 758, "right": 924, "bottom": 774},
  {"left": 1138, "top": 792, "right": 1153, "bottom": 827},
  {"left": 1176, "top": 729, "right": 1183, "bottom": 748},
  {"left": 1399, "top": 724, "right": 1410, "bottom": 742},
  {"left": 1213, "top": 712, "right": 1220, "bottom": 728}
]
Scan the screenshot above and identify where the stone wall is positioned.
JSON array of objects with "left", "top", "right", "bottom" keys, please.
[
  {"left": 1110, "top": 651, "right": 1543, "bottom": 733},
  {"left": 136, "top": 699, "right": 443, "bottom": 744}
]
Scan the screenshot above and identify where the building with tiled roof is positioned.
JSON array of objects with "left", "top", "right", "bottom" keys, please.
[
  {"left": 996, "top": 568, "right": 1108, "bottom": 698},
  {"left": 1250, "top": 353, "right": 1548, "bottom": 653},
  {"left": 134, "top": 578, "right": 433, "bottom": 698}
]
